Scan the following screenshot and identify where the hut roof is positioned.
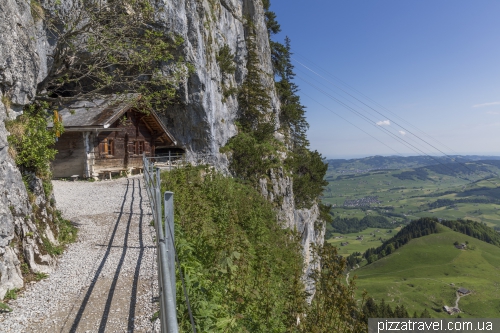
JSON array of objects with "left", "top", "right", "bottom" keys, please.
[{"left": 47, "top": 94, "right": 177, "bottom": 146}]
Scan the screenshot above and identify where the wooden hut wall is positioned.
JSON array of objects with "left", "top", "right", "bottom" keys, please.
[
  {"left": 93, "top": 110, "right": 153, "bottom": 172},
  {"left": 52, "top": 132, "right": 86, "bottom": 177}
]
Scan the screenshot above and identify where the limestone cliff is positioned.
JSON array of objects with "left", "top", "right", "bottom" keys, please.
[
  {"left": 0, "top": 0, "right": 324, "bottom": 298},
  {"left": 0, "top": 0, "right": 59, "bottom": 299},
  {"left": 152, "top": 0, "right": 324, "bottom": 292}
]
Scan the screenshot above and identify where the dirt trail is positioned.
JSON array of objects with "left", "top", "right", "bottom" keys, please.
[{"left": 0, "top": 176, "right": 159, "bottom": 332}]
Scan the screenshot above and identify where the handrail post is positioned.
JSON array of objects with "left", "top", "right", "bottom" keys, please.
[
  {"left": 164, "top": 191, "right": 176, "bottom": 309},
  {"left": 156, "top": 168, "right": 161, "bottom": 190}
]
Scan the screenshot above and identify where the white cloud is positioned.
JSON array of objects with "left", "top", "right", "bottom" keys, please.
[
  {"left": 472, "top": 101, "right": 500, "bottom": 108},
  {"left": 376, "top": 120, "right": 391, "bottom": 126},
  {"left": 399, "top": 130, "right": 406, "bottom": 135}
]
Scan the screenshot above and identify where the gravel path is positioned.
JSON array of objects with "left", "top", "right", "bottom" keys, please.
[{"left": 0, "top": 176, "right": 160, "bottom": 332}]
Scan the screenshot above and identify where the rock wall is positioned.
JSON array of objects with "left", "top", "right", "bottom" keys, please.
[
  {"left": 0, "top": 0, "right": 324, "bottom": 299},
  {"left": 0, "top": 0, "right": 58, "bottom": 300},
  {"left": 152, "top": 0, "right": 325, "bottom": 292}
]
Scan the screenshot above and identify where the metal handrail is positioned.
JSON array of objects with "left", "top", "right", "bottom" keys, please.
[
  {"left": 143, "top": 153, "right": 178, "bottom": 333},
  {"left": 143, "top": 151, "right": 217, "bottom": 332},
  {"left": 150, "top": 151, "right": 217, "bottom": 170}
]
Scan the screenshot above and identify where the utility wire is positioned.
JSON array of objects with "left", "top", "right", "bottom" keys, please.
[
  {"left": 293, "top": 57, "right": 483, "bottom": 173},
  {"left": 294, "top": 53, "right": 461, "bottom": 155},
  {"left": 292, "top": 58, "right": 498, "bottom": 187},
  {"left": 297, "top": 76, "right": 449, "bottom": 161},
  {"left": 295, "top": 75, "right": 485, "bottom": 185},
  {"left": 295, "top": 67, "right": 433, "bottom": 154},
  {"left": 294, "top": 58, "right": 462, "bottom": 158},
  {"left": 300, "top": 91, "right": 406, "bottom": 157}
]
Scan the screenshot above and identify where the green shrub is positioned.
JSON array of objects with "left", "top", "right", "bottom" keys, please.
[
  {"left": 21, "top": 263, "right": 30, "bottom": 275},
  {"left": 5, "top": 101, "right": 63, "bottom": 175},
  {"left": 221, "top": 131, "right": 281, "bottom": 184},
  {"left": 300, "top": 244, "right": 367, "bottom": 333},
  {"left": 161, "top": 166, "right": 306, "bottom": 332}
]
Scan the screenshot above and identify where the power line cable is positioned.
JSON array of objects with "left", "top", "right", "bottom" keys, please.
[
  {"left": 296, "top": 75, "right": 485, "bottom": 185},
  {"left": 297, "top": 75, "right": 446, "bottom": 160},
  {"left": 294, "top": 53, "right": 461, "bottom": 155},
  {"left": 294, "top": 58, "right": 461, "bottom": 157},
  {"left": 300, "top": 92, "right": 406, "bottom": 157},
  {"left": 293, "top": 58, "right": 498, "bottom": 187},
  {"left": 295, "top": 67, "right": 432, "bottom": 154}
]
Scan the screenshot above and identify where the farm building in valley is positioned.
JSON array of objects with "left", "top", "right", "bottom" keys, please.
[{"left": 49, "top": 94, "right": 179, "bottom": 178}]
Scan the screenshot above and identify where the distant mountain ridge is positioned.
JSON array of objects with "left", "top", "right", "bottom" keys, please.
[{"left": 327, "top": 155, "right": 500, "bottom": 173}]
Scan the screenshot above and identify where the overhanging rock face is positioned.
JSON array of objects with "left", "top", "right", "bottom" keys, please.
[
  {"left": 0, "top": 0, "right": 325, "bottom": 299},
  {"left": 153, "top": 0, "right": 324, "bottom": 294}
]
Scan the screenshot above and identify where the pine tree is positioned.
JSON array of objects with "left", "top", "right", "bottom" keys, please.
[
  {"left": 262, "top": 0, "right": 281, "bottom": 36},
  {"left": 275, "top": 37, "right": 309, "bottom": 148},
  {"left": 237, "top": 23, "right": 274, "bottom": 141},
  {"left": 420, "top": 309, "right": 431, "bottom": 318}
]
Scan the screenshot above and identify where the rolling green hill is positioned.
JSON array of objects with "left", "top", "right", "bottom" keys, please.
[
  {"left": 353, "top": 224, "right": 500, "bottom": 318},
  {"left": 322, "top": 160, "right": 500, "bottom": 233},
  {"left": 327, "top": 155, "right": 500, "bottom": 177}
]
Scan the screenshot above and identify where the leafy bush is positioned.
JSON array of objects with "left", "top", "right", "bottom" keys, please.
[
  {"left": 5, "top": 101, "right": 63, "bottom": 175},
  {"left": 161, "top": 166, "right": 306, "bottom": 332},
  {"left": 287, "top": 148, "right": 328, "bottom": 209},
  {"left": 300, "top": 244, "right": 367, "bottom": 333},
  {"left": 221, "top": 131, "right": 282, "bottom": 184}
]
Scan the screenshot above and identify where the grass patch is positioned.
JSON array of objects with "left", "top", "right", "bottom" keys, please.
[
  {"left": 55, "top": 210, "right": 77, "bottom": 245},
  {"left": 150, "top": 310, "right": 159, "bottom": 322},
  {"left": 39, "top": 210, "right": 77, "bottom": 256},
  {"left": 35, "top": 272, "right": 49, "bottom": 281},
  {"left": 42, "top": 237, "right": 64, "bottom": 255},
  {"left": 30, "top": 0, "right": 45, "bottom": 21},
  {"left": 0, "top": 302, "right": 12, "bottom": 313},
  {"left": 4, "top": 288, "right": 19, "bottom": 301}
]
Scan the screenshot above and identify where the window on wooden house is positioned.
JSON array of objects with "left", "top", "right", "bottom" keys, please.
[
  {"left": 128, "top": 141, "right": 135, "bottom": 155},
  {"left": 136, "top": 141, "right": 144, "bottom": 155},
  {"left": 99, "top": 138, "right": 115, "bottom": 156}
]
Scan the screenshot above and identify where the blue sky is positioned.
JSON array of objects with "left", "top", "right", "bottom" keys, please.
[{"left": 270, "top": 0, "right": 500, "bottom": 159}]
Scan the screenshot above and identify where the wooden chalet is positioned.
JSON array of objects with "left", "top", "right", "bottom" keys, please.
[{"left": 49, "top": 94, "right": 179, "bottom": 179}]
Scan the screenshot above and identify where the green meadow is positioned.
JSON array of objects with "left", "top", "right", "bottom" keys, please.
[
  {"left": 327, "top": 227, "right": 401, "bottom": 256},
  {"left": 353, "top": 224, "right": 500, "bottom": 318},
  {"left": 322, "top": 165, "right": 500, "bottom": 233}
]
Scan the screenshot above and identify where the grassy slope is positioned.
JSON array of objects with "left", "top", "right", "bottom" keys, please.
[
  {"left": 353, "top": 224, "right": 500, "bottom": 318},
  {"left": 327, "top": 227, "right": 401, "bottom": 256},
  {"left": 323, "top": 169, "right": 500, "bottom": 229}
]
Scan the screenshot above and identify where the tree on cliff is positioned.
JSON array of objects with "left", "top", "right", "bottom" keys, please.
[
  {"left": 221, "top": 20, "right": 282, "bottom": 183},
  {"left": 271, "top": 37, "right": 328, "bottom": 209},
  {"left": 31, "top": 0, "right": 189, "bottom": 110}
]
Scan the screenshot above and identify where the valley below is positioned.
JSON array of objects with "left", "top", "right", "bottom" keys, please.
[{"left": 323, "top": 155, "right": 500, "bottom": 318}]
